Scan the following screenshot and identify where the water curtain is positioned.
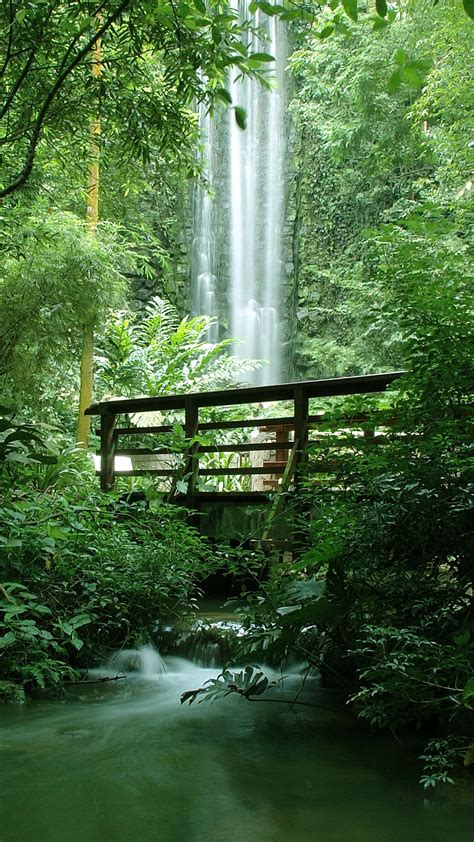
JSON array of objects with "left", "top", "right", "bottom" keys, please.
[{"left": 191, "top": 0, "right": 287, "bottom": 384}]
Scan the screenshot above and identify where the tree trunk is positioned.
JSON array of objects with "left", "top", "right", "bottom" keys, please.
[
  {"left": 76, "top": 31, "right": 101, "bottom": 447},
  {"left": 76, "top": 326, "right": 95, "bottom": 445}
]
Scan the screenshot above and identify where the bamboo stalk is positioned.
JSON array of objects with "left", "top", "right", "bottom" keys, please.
[{"left": 76, "top": 25, "right": 102, "bottom": 447}]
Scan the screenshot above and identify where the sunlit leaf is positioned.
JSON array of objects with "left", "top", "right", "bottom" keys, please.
[{"left": 342, "top": 0, "right": 358, "bottom": 21}]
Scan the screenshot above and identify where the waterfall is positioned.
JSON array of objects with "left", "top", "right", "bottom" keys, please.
[
  {"left": 190, "top": 107, "right": 219, "bottom": 344},
  {"left": 190, "top": 0, "right": 287, "bottom": 384},
  {"left": 108, "top": 644, "right": 167, "bottom": 680}
]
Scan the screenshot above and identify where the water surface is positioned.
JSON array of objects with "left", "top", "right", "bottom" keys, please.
[{"left": 1, "top": 658, "right": 472, "bottom": 842}]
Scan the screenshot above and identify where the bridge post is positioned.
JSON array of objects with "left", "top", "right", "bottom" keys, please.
[
  {"left": 184, "top": 397, "right": 199, "bottom": 510},
  {"left": 100, "top": 414, "right": 116, "bottom": 491},
  {"left": 293, "top": 385, "right": 310, "bottom": 555},
  {"left": 293, "top": 385, "right": 309, "bottom": 490}
]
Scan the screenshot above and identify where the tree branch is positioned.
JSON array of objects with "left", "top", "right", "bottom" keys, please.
[
  {"left": 0, "top": 42, "right": 38, "bottom": 121},
  {"left": 0, "top": 0, "right": 130, "bottom": 199},
  {"left": 0, "top": 3, "right": 60, "bottom": 120},
  {"left": 56, "top": 0, "right": 111, "bottom": 76},
  {"left": 0, "top": 0, "right": 15, "bottom": 80}
]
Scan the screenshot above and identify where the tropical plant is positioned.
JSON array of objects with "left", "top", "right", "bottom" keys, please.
[
  {"left": 0, "top": 209, "right": 137, "bottom": 425},
  {"left": 288, "top": 0, "right": 473, "bottom": 379},
  {"left": 0, "top": 412, "right": 219, "bottom": 698},
  {"left": 95, "top": 296, "right": 261, "bottom": 399},
  {"left": 0, "top": 0, "right": 286, "bottom": 200}
]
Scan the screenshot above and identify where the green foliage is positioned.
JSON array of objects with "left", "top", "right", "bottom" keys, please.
[
  {"left": 289, "top": 0, "right": 473, "bottom": 379},
  {"left": 420, "top": 737, "right": 470, "bottom": 789},
  {"left": 181, "top": 665, "right": 278, "bottom": 705},
  {"left": 0, "top": 582, "right": 79, "bottom": 691},
  {"left": 95, "top": 295, "right": 260, "bottom": 399},
  {"left": 0, "top": 0, "right": 286, "bottom": 199},
  {"left": 360, "top": 201, "right": 473, "bottom": 406},
  {"left": 463, "top": 0, "right": 474, "bottom": 19},
  {"left": 0, "top": 415, "right": 217, "bottom": 697},
  {"left": 0, "top": 209, "right": 135, "bottom": 422},
  {"left": 222, "top": 281, "right": 472, "bottom": 784},
  {"left": 348, "top": 627, "right": 473, "bottom": 728}
]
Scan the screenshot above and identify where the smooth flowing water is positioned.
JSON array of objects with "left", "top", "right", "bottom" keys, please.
[
  {"left": 190, "top": 104, "right": 219, "bottom": 345},
  {"left": 190, "top": 0, "right": 287, "bottom": 384},
  {"left": 1, "top": 650, "right": 473, "bottom": 842}
]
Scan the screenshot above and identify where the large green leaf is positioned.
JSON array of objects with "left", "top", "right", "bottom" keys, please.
[
  {"left": 463, "top": 0, "right": 474, "bottom": 18},
  {"left": 216, "top": 86, "right": 232, "bottom": 105},
  {"left": 0, "top": 632, "right": 17, "bottom": 649},
  {"left": 318, "top": 24, "right": 336, "bottom": 39},
  {"left": 394, "top": 48, "right": 406, "bottom": 66},
  {"left": 462, "top": 677, "right": 474, "bottom": 703},
  {"left": 234, "top": 106, "right": 247, "bottom": 130},
  {"left": 342, "top": 0, "right": 358, "bottom": 21},
  {"left": 387, "top": 68, "right": 402, "bottom": 92},
  {"left": 277, "top": 597, "right": 340, "bottom": 627},
  {"left": 401, "top": 65, "right": 423, "bottom": 88},
  {"left": 249, "top": 52, "right": 275, "bottom": 63}
]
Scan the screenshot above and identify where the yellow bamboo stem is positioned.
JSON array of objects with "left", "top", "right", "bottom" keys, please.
[{"left": 76, "top": 30, "right": 102, "bottom": 447}]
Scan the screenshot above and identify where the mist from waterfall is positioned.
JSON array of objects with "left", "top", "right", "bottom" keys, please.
[{"left": 190, "top": 0, "right": 287, "bottom": 385}]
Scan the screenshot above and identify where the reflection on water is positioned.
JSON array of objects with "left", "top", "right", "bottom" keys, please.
[{"left": 0, "top": 655, "right": 473, "bottom": 842}]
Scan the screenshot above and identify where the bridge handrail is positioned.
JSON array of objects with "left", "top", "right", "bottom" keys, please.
[
  {"left": 85, "top": 371, "right": 405, "bottom": 493},
  {"left": 85, "top": 371, "right": 404, "bottom": 417}
]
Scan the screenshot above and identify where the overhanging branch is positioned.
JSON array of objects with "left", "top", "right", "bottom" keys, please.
[{"left": 0, "top": 0, "right": 130, "bottom": 199}]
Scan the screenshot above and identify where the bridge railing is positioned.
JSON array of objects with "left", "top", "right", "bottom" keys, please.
[{"left": 85, "top": 371, "right": 404, "bottom": 503}]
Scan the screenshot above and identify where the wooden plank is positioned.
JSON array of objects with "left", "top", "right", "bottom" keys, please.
[
  {"left": 198, "top": 466, "right": 286, "bottom": 476},
  {"left": 199, "top": 416, "right": 293, "bottom": 431},
  {"left": 113, "top": 424, "right": 176, "bottom": 435},
  {"left": 99, "top": 415, "right": 116, "bottom": 491},
  {"left": 197, "top": 442, "right": 292, "bottom": 453},
  {"left": 113, "top": 416, "right": 294, "bottom": 436},
  {"left": 307, "top": 434, "right": 390, "bottom": 445},
  {"left": 109, "top": 469, "right": 176, "bottom": 476},
  {"left": 85, "top": 372, "right": 404, "bottom": 416},
  {"left": 261, "top": 438, "right": 300, "bottom": 543},
  {"left": 112, "top": 413, "right": 397, "bottom": 437},
  {"left": 308, "top": 413, "right": 396, "bottom": 429},
  {"left": 192, "top": 492, "right": 273, "bottom": 503},
  {"left": 103, "top": 466, "right": 286, "bottom": 477},
  {"left": 108, "top": 448, "right": 180, "bottom": 456},
  {"left": 114, "top": 417, "right": 296, "bottom": 435},
  {"left": 111, "top": 442, "right": 293, "bottom": 457}
]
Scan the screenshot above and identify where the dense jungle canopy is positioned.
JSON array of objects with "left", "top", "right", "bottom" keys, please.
[{"left": 0, "top": 0, "right": 473, "bottom": 817}]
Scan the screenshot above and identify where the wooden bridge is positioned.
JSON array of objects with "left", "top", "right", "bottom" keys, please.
[{"left": 86, "top": 372, "right": 403, "bottom": 544}]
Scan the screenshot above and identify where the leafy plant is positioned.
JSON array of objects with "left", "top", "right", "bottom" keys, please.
[
  {"left": 181, "top": 666, "right": 278, "bottom": 706},
  {"left": 0, "top": 419, "right": 219, "bottom": 698},
  {"left": 96, "top": 296, "right": 260, "bottom": 400}
]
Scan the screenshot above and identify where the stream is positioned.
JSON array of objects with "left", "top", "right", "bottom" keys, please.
[{"left": 1, "top": 629, "right": 473, "bottom": 841}]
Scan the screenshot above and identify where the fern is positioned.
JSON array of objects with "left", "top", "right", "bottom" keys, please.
[
  {"left": 143, "top": 296, "right": 180, "bottom": 342},
  {"left": 95, "top": 296, "right": 262, "bottom": 402}
]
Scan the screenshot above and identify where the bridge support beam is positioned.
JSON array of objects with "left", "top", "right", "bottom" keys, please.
[
  {"left": 184, "top": 397, "right": 199, "bottom": 511},
  {"left": 100, "top": 414, "right": 117, "bottom": 491}
]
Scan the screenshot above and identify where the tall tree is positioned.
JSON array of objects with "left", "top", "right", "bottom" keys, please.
[
  {"left": 0, "top": 0, "right": 280, "bottom": 200},
  {"left": 76, "top": 22, "right": 102, "bottom": 446}
]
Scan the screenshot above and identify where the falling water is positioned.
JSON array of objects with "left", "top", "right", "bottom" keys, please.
[
  {"left": 190, "top": 0, "right": 287, "bottom": 384},
  {"left": 190, "top": 107, "right": 219, "bottom": 344},
  {"left": 108, "top": 644, "right": 167, "bottom": 680},
  {"left": 229, "top": 2, "right": 287, "bottom": 384}
]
